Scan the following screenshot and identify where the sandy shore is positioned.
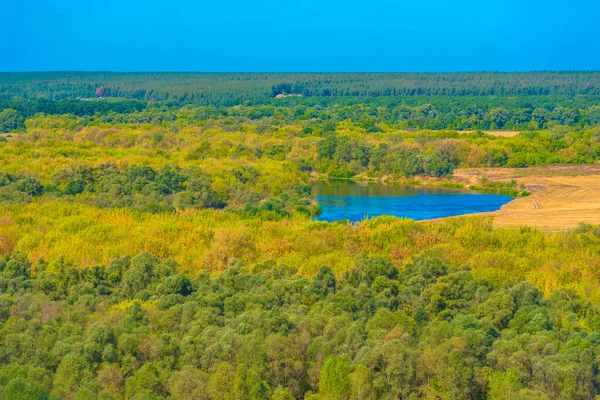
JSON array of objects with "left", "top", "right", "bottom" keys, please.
[{"left": 453, "top": 165, "right": 600, "bottom": 231}]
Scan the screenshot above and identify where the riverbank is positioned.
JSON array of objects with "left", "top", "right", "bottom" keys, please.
[
  {"left": 314, "top": 165, "right": 600, "bottom": 231},
  {"left": 310, "top": 172, "right": 528, "bottom": 197},
  {"left": 452, "top": 165, "right": 600, "bottom": 231}
]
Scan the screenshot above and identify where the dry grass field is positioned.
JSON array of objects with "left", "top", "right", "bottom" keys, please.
[
  {"left": 457, "top": 130, "right": 521, "bottom": 137},
  {"left": 453, "top": 165, "right": 600, "bottom": 230}
]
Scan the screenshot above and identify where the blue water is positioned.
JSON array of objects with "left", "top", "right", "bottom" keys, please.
[{"left": 313, "top": 182, "right": 513, "bottom": 222}]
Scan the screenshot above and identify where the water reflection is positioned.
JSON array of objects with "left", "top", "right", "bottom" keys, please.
[{"left": 313, "top": 181, "right": 513, "bottom": 222}]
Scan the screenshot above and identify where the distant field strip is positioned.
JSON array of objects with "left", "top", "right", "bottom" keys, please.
[{"left": 458, "top": 131, "right": 521, "bottom": 137}]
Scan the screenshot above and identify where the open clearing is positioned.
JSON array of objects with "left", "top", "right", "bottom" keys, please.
[{"left": 452, "top": 165, "right": 600, "bottom": 231}]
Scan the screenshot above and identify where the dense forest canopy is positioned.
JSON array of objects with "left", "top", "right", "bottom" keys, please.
[
  {"left": 1, "top": 72, "right": 600, "bottom": 104},
  {"left": 1, "top": 98, "right": 600, "bottom": 134},
  {"left": 1, "top": 72, "right": 600, "bottom": 135},
  {"left": 3, "top": 230, "right": 600, "bottom": 400},
  {"left": 1, "top": 73, "right": 600, "bottom": 399}
]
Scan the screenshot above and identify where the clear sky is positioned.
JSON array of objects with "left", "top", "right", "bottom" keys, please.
[{"left": 3, "top": 0, "right": 600, "bottom": 72}]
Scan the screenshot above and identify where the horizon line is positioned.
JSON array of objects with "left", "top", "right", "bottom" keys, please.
[{"left": 1, "top": 70, "right": 600, "bottom": 74}]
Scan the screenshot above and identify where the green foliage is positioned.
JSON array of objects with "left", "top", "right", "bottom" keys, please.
[
  {"left": 2, "top": 73, "right": 600, "bottom": 135},
  {"left": 2, "top": 72, "right": 600, "bottom": 400},
  {"left": 0, "top": 378, "right": 50, "bottom": 400},
  {"left": 349, "top": 365, "right": 374, "bottom": 400},
  {"left": 0, "top": 108, "right": 20, "bottom": 132},
  {"left": 0, "top": 172, "right": 44, "bottom": 203},
  {"left": 125, "top": 363, "right": 165, "bottom": 399},
  {"left": 308, "top": 266, "right": 337, "bottom": 301},
  {"left": 2, "top": 72, "right": 600, "bottom": 105},
  {"left": 319, "top": 356, "right": 351, "bottom": 400},
  {"left": 470, "top": 178, "right": 530, "bottom": 197},
  {"left": 0, "top": 249, "right": 599, "bottom": 399},
  {"left": 486, "top": 370, "right": 524, "bottom": 400}
]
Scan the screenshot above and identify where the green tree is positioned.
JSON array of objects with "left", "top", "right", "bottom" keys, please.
[
  {"left": 0, "top": 378, "right": 50, "bottom": 400},
  {"left": 349, "top": 365, "right": 374, "bottom": 400},
  {"left": 0, "top": 108, "right": 19, "bottom": 132},
  {"left": 124, "top": 363, "right": 164, "bottom": 399},
  {"left": 381, "top": 340, "right": 417, "bottom": 398},
  {"left": 122, "top": 252, "right": 160, "bottom": 296},
  {"left": 270, "top": 387, "right": 295, "bottom": 400},
  {"left": 477, "top": 292, "right": 516, "bottom": 329},
  {"left": 532, "top": 108, "right": 551, "bottom": 129},
  {"left": 308, "top": 266, "right": 336, "bottom": 301},
  {"left": 433, "top": 350, "right": 476, "bottom": 400},
  {"left": 52, "top": 354, "right": 92, "bottom": 399},
  {"left": 168, "top": 366, "right": 209, "bottom": 400},
  {"left": 207, "top": 362, "right": 235, "bottom": 400},
  {"left": 487, "top": 370, "right": 523, "bottom": 400},
  {"left": 318, "top": 356, "right": 351, "bottom": 400}
]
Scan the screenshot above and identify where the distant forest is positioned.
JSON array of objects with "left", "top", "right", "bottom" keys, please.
[
  {"left": 1, "top": 72, "right": 600, "bottom": 133},
  {"left": 1, "top": 72, "right": 600, "bottom": 105}
]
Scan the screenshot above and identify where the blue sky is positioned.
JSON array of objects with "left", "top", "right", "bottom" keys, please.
[{"left": 2, "top": 0, "right": 600, "bottom": 72}]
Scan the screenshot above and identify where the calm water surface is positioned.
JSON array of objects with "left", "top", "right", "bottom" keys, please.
[{"left": 313, "top": 181, "right": 513, "bottom": 222}]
